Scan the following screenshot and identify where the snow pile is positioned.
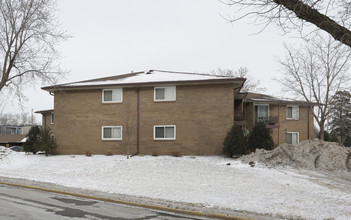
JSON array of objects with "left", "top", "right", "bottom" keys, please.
[
  {"left": 242, "top": 139, "right": 351, "bottom": 171},
  {"left": 0, "top": 146, "right": 29, "bottom": 166},
  {"left": 0, "top": 146, "right": 12, "bottom": 161},
  {"left": 0, "top": 154, "right": 351, "bottom": 219}
]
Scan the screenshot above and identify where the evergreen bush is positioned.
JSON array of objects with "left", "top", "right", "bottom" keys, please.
[
  {"left": 40, "top": 129, "right": 58, "bottom": 156},
  {"left": 247, "top": 122, "right": 274, "bottom": 152},
  {"left": 343, "top": 135, "right": 351, "bottom": 147},
  {"left": 323, "top": 131, "right": 330, "bottom": 141},
  {"left": 223, "top": 125, "right": 247, "bottom": 157},
  {"left": 23, "top": 126, "right": 41, "bottom": 154},
  {"left": 329, "top": 131, "right": 339, "bottom": 143},
  {"left": 24, "top": 126, "right": 58, "bottom": 156}
]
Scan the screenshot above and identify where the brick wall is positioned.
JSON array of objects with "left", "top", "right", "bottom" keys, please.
[
  {"left": 243, "top": 103, "right": 314, "bottom": 146},
  {"left": 53, "top": 84, "right": 235, "bottom": 155},
  {"left": 42, "top": 112, "right": 54, "bottom": 132}
]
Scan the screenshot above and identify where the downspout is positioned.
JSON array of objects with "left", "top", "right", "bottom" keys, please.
[
  {"left": 278, "top": 102, "right": 280, "bottom": 146},
  {"left": 136, "top": 88, "right": 140, "bottom": 154},
  {"left": 307, "top": 105, "right": 310, "bottom": 139},
  {"left": 49, "top": 91, "right": 54, "bottom": 132},
  {"left": 43, "top": 114, "right": 46, "bottom": 131},
  {"left": 131, "top": 88, "right": 140, "bottom": 157}
]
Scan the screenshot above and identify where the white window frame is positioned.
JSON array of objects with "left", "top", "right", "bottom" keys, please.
[
  {"left": 153, "top": 125, "right": 176, "bottom": 140},
  {"left": 286, "top": 132, "right": 299, "bottom": 144},
  {"left": 51, "top": 112, "right": 54, "bottom": 124},
  {"left": 102, "top": 88, "right": 123, "bottom": 103},
  {"left": 254, "top": 104, "right": 270, "bottom": 123},
  {"left": 154, "top": 86, "right": 176, "bottom": 102},
  {"left": 286, "top": 105, "right": 299, "bottom": 120},
  {"left": 102, "top": 126, "right": 123, "bottom": 140}
]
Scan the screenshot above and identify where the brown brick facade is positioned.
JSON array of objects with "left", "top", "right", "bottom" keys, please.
[
  {"left": 37, "top": 110, "right": 54, "bottom": 132},
  {"left": 241, "top": 102, "right": 314, "bottom": 146},
  {"left": 52, "top": 84, "right": 235, "bottom": 155}
]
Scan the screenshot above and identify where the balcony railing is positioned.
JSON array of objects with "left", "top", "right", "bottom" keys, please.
[
  {"left": 255, "top": 116, "right": 278, "bottom": 125},
  {"left": 234, "top": 115, "right": 244, "bottom": 121}
]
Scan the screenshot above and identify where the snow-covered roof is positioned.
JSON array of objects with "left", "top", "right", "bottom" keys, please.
[
  {"left": 0, "top": 134, "right": 26, "bottom": 144},
  {"left": 243, "top": 92, "right": 312, "bottom": 105},
  {"left": 35, "top": 109, "right": 54, "bottom": 114},
  {"left": 42, "top": 70, "right": 245, "bottom": 91}
]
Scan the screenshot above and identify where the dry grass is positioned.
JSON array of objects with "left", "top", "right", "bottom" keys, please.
[{"left": 171, "top": 152, "right": 181, "bottom": 157}]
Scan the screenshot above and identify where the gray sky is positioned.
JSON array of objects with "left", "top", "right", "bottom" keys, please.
[{"left": 2, "top": 0, "right": 301, "bottom": 123}]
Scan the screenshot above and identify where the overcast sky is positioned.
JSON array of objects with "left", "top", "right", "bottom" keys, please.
[{"left": 2, "top": 0, "right": 302, "bottom": 123}]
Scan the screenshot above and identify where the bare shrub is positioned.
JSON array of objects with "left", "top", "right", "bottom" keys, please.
[{"left": 171, "top": 152, "right": 181, "bottom": 157}]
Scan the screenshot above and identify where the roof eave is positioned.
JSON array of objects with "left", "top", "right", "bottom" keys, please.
[
  {"left": 42, "top": 78, "right": 246, "bottom": 92},
  {"left": 35, "top": 109, "right": 54, "bottom": 114},
  {"left": 243, "top": 99, "right": 315, "bottom": 106}
]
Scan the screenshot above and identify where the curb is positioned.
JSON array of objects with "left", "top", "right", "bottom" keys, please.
[{"left": 0, "top": 181, "right": 252, "bottom": 220}]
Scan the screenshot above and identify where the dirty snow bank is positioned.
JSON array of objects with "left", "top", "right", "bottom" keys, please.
[
  {"left": 241, "top": 139, "right": 351, "bottom": 172},
  {"left": 0, "top": 152, "right": 351, "bottom": 219},
  {"left": 0, "top": 146, "right": 19, "bottom": 163}
]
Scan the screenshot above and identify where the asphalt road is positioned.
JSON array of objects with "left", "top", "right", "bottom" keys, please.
[{"left": 0, "top": 184, "right": 209, "bottom": 220}]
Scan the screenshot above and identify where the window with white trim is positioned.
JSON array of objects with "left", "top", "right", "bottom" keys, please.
[
  {"left": 154, "top": 125, "right": 176, "bottom": 140},
  {"left": 102, "top": 126, "right": 122, "bottom": 140},
  {"left": 154, "top": 86, "right": 176, "bottom": 101},
  {"left": 51, "top": 112, "right": 54, "bottom": 124},
  {"left": 102, "top": 89, "right": 123, "bottom": 103},
  {"left": 254, "top": 104, "right": 269, "bottom": 123},
  {"left": 286, "top": 132, "right": 299, "bottom": 144},
  {"left": 287, "top": 105, "right": 299, "bottom": 120}
]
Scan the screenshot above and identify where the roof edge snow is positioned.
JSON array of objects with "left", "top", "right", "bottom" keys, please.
[{"left": 42, "top": 70, "right": 246, "bottom": 92}]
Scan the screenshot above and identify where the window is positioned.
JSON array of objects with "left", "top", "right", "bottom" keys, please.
[
  {"left": 254, "top": 104, "right": 269, "bottom": 123},
  {"left": 102, "top": 89, "right": 123, "bottom": 103},
  {"left": 154, "top": 125, "right": 176, "bottom": 140},
  {"left": 286, "top": 132, "right": 299, "bottom": 144},
  {"left": 102, "top": 126, "right": 122, "bottom": 140},
  {"left": 51, "top": 112, "right": 54, "bottom": 124},
  {"left": 154, "top": 86, "right": 176, "bottom": 101},
  {"left": 287, "top": 105, "right": 299, "bottom": 120}
]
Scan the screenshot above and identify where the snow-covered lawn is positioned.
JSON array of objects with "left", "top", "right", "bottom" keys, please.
[{"left": 1, "top": 151, "right": 351, "bottom": 219}]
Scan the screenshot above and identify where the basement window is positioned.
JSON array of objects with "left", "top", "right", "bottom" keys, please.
[
  {"left": 154, "top": 125, "right": 176, "bottom": 140},
  {"left": 102, "top": 88, "right": 123, "bottom": 103},
  {"left": 102, "top": 126, "right": 122, "bottom": 140},
  {"left": 286, "top": 132, "right": 299, "bottom": 144},
  {"left": 154, "top": 86, "right": 176, "bottom": 101}
]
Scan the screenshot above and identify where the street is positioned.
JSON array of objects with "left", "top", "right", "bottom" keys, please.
[{"left": 0, "top": 184, "right": 208, "bottom": 220}]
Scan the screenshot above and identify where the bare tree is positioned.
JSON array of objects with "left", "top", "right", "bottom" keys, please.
[
  {"left": 0, "top": 0, "right": 68, "bottom": 98},
  {"left": 223, "top": 0, "right": 351, "bottom": 47},
  {"left": 211, "top": 67, "right": 266, "bottom": 92},
  {"left": 277, "top": 34, "right": 351, "bottom": 140},
  {"left": 0, "top": 112, "right": 34, "bottom": 126}
]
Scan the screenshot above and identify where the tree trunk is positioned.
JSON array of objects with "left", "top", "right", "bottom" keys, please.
[
  {"left": 318, "top": 122, "right": 325, "bottom": 140},
  {"left": 274, "top": 0, "right": 351, "bottom": 47}
]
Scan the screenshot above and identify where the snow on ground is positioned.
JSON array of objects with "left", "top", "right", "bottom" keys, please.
[{"left": 0, "top": 149, "right": 351, "bottom": 219}]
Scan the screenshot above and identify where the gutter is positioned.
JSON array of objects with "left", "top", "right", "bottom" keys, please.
[{"left": 41, "top": 79, "right": 245, "bottom": 92}]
